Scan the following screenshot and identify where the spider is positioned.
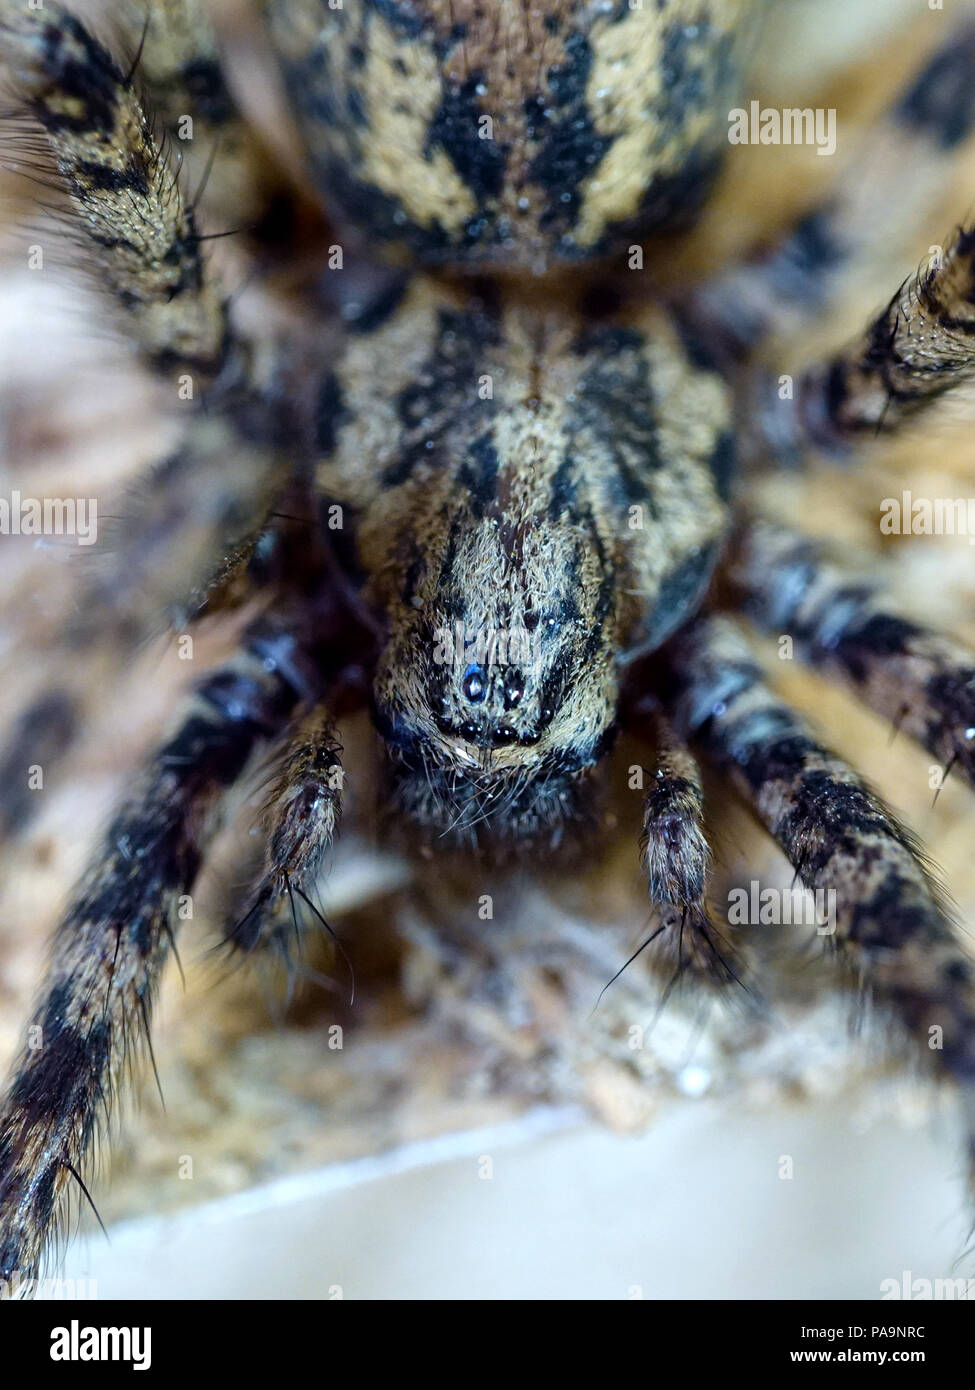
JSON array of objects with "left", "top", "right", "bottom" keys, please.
[{"left": 1, "top": 0, "right": 975, "bottom": 1290}]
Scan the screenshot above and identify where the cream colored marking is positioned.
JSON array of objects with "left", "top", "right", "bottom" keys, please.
[
  {"left": 574, "top": 2, "right": 750, "bottom": 248},
  {"left": 360, "top": 18, "right": 477, "bottom": 234}
]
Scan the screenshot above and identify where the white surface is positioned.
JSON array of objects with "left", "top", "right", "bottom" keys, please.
[{"left": 69, "top": 1096, "right": 966, "bottom": 1300}]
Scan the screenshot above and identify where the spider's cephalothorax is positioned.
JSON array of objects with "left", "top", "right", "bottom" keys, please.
[
  {"left": 3, "top": 0, "right": 975, "bottom": 1284},
  {"left": 317, "top": 274, "right": 732, "bottom": 844}
]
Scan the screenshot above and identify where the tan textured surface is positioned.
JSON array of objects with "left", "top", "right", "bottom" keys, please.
[{"left": 0, "top": 0, "right": 973, "bottom": 1268}]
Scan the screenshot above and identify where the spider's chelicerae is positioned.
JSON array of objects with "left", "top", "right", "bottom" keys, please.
[{"left": 1, "top": 0, "right": 975, "bottom": 1287}]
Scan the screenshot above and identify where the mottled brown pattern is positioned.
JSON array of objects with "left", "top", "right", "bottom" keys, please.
[
  {"left": 755, "top": 224, "right": 975, "bottom": 460},
  {"left": 0, "top": 614, "right": 321, "bottom": 1282},
  {"left": 0, "top": 0, "right": 228, "bottom": 372},
  {"left": 686, "top": 20, "right": 975, "bottom": 363},
  {"left": 2, "top": 0, "right": 975, "bottom": 1289},
  {"left": 641, "top": 710, "right": 709, "bottom": 915},
  {"left": 664, "top": 615, "right": 975, "bottom": 1082},
  {"left": 225, "top": 707, "right": 344, "bottom": 957},
  {"left": 266, "top": 0, "right": 756, "bottom": 268},
  {"left": 113, "top": 0, "right": 271, "bottom": 222},
  {"left": 316, "top": 273, "right": 730, "bottom": 843},
  {"left": 636, "top": 708, "right": 733, "bottom": 982},
  {"left": 731, "top": 519, "right": 975, "bottom": 789}
]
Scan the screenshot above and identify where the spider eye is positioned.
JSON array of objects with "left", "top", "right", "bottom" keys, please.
[
  {"left": 503, "top": 669, "right": 525, "bottom": 709},
  {"left": 492, "top": 725, "right": 518, "bottom": 746},
  {"left": 462, "top": 664, "right": 486, "bottom": 702}
]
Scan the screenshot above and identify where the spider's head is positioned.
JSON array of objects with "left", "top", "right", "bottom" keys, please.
[{"left": 371, "top": 510, "right": 620, "bottom": 851}]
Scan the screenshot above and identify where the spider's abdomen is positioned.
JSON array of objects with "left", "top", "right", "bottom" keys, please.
[{"left": 267, "top": 0, "right": 755, "bottom": 272}]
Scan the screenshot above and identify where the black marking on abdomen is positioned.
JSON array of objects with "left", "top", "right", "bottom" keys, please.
[
  {"left": 428, "top": 72, "right": 507, "bottom": 203},
  {"left": 527, "top": 31, "right": 611, "bottom": 241}
]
